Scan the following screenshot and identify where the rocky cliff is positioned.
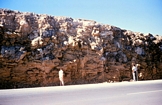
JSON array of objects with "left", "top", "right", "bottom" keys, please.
[{"left": 0, "top": 9, "right": 162, "bottom": 89}]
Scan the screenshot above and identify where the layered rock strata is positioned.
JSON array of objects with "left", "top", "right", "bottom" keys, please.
[{"left": 0, "top": 9, "right": 162, "bottom": 88}]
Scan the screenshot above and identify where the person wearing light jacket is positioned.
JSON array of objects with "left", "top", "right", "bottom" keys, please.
[
  {"left": 132, "top": 64, "right": 138, "bottom": 81},
  {"left": 59, "top": 69, "right": 64, "bottom": 86}
]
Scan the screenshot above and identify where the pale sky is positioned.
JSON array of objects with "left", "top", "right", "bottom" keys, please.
[{"left": 0, "top": 0, "right": 162, "bottom": 35}]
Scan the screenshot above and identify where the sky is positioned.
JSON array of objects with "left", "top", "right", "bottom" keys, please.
[{"left": 0, "top": 0, "right": 162, "bottom": 35}]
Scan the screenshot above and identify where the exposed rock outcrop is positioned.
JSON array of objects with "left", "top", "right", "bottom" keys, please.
[{"left": 0, "top": 9, "right": 162, "bottom": 89}]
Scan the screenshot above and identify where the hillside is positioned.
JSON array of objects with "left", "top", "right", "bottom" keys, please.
[{"left": 0, "top": 9, "right": 162, "bottom": 88}]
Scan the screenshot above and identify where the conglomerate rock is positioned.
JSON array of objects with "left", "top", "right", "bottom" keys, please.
[{"left": 0, "top": 9, "right": 162, "bottom": 88}]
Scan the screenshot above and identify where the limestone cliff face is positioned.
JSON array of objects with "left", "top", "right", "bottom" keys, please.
[{"left": 0, "top": 9, "right": 162, "bottom": 88}]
